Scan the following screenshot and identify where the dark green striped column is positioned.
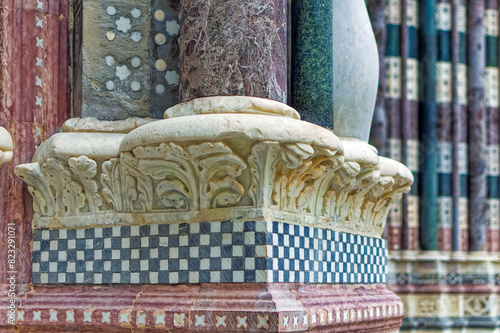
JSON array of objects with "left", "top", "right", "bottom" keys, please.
[{"left": 419, "top": 0, "right": 438, "bottom": 251}]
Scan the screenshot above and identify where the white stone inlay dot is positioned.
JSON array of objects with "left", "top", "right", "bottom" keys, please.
[
  {"left": 155, "top": 84, "right": 166, "bottom": 95},
  {"left": 131, "top": 57, "right": 141, "bottom": 68},
  {"left": 154, "top": 10, "right": 166, "bottom": 21},
  {"left": 105, "top": 56, "right": 115, "bottom": 67},
  {"left": 166, "top": 20, "right": 180, "bottom": 36},
  {"left": 116, "top": 65, "right": 131, "bottom": 80},
  {"left": 106, "top": 31, "right": 116, "bottom": 41},
  {"left": 155, "top": 59, "right": 167, "bottom": 71},
  {"left": 131, "top": 81, "right": 141, "bottom": 91},
  {"left": 106, "top": 81, "right": 115, "bottom": 91},
  {"left": 155, "top": 33, "right": 166, "bottom": 45},
  {"left": 106, "top": 6, "right": 116, "bottom": 16},
  {"left": 116, "top": 17, "right": 131, "bottom": 33},
  {"left": 165, "top": 70, "right": 179, "bottom": 86},
  {"left": 131, "top": 8, "right": 141, "bottom": 18},
  {"left": 130, "top": 32, "right": 142, "bottom": 43}
]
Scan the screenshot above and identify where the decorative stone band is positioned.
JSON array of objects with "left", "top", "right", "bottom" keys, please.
[
  {"left": 389, "top": 251, "right": 500, "bottom": 332},
  {"left": 15, "top": 98, "right": 413, "bottom": 238},
  {"left": 32, "top": 221, "right": 387, "bottom": 285},
  {"left": 402, "top": 317, "right": 500, "bottom": 331},
  {"left": 388, "top": 251, "right": 500, "bottom": 291},
  {"left": 2, "top": 284, "right": 403, "bottom": 332},
  {"left": 0, "top": 126, "right": 13, "bottom": 166}
]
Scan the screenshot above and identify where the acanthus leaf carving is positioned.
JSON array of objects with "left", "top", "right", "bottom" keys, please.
[
  {"left": 41, "top": 158, "right": 72, "bottom": 214},
  {"left": 14, "top": 163, "right": 55, "bottom": 217},
  {"left": 62, "top": 181, "right": 86, "bottom": 214},
  {"left": 189, "top": 142, "right": 246, "bottom": 209},
  {"left": 135, "top": 143, "right": 196, "bottom": 210},
  {"left": 249, "top": 141, "right": 344, "bottom": 215},
  {"left": 68, "top": 156, "right": 103, "bottom": 212},
  {"left": 248, "top": 141, "right": 281, "bottom": 208},
  {"left": 121, "top": 152, "right": 152, "bottom": 212},
  {"left": 15, "top": 132, "right": 412, "bottom": 237},
  {"left": 129, "top": 142, "right": 246, "bottom": 211},
  {"left": 101, "top": 158, "right": 122, "bottom": 211}
]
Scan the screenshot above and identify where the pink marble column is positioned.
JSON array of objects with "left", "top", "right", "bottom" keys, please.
[
  {"left": 179, "top": 0, "right": 287, "bottom": 103},
  {"left": 0, "top": 0, "right": 70, "bottom": 287}
]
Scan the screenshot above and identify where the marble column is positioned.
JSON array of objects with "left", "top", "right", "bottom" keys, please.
[
  {"left": 178, "top": 0, "right": 287, "bottom": 103},
  {"left": 291, "top": 0, "right": 334, "bottom": 128}
]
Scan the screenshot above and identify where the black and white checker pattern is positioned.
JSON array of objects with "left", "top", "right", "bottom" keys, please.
[
  {"left": 32, "top": 221, "right": 387, "bottom": 285},
  {"left": 268, "top": 222, "right": 387, "bottom": 283}
]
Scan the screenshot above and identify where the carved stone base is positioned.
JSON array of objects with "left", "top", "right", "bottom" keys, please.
[
  {"left": 1, "top": 283, "right": 402, "bottom": 332},
  {"left": 12, "top": 96, "right": 413, "bottom": 332}
]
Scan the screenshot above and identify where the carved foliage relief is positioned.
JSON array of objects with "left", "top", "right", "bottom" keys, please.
[{"left": 15, "top": 139, "right": 411, "bottom": 235}]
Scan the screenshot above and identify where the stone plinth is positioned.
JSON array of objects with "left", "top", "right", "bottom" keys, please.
[
  {"left": 1, "top": 284, "right": 402, "bottom": 332},
  {"left": 12, "top": 96, "right": 412, "bottom": 332}
]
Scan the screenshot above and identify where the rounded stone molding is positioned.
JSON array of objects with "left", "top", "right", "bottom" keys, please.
[
  {"left": 0, "top": 126, "right": 13, "bottom": 166},
  {"left": 164, "top": 96, "right": 300, "bottom": 119}
]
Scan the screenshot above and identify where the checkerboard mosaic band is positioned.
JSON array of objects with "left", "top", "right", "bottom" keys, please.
[{"left": 32, "top": 221, "right": 387, "bottom": 285}]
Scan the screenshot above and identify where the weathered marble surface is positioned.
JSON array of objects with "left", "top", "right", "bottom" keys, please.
[
  {"left": 291, "top": 0, "right": 333, "bottom": 128},
  {"left": 62, "top": 117, "right": 155, "bottom": 133},
  {"left": 179, "top": 0, "right": 287, "bottom": 102},
  {"left": 165, "top": 96, "right": 299, "bottom": 119}
]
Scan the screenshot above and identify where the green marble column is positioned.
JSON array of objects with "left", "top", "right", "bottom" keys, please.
[{"left": 291, "top": 0, "right": 334, "bottom": 128}]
